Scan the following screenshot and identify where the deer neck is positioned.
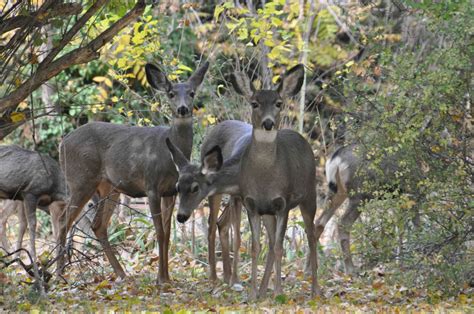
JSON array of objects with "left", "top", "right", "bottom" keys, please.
[
  {"left": 170, "top": 117, "right": 193, "bottom": 159},
  {"left": 248, "top": 129, "right": 278, "bottom": 165},
  {"left": 212, "top": 156, "right": 241, "bottom": 195}
]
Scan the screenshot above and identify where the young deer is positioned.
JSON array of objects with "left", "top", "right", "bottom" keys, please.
[
  {"left": 231, "top": 64, "right": 320, "bottom": 298},
  {"left": 0, "top": 145, "right": 67, "bottom": 291},
  {"left": 56, "top": 62, "right": 209, "bottom": 283},
  {"left": 166, "top": 120, "right": 252, "bottom": 284}
]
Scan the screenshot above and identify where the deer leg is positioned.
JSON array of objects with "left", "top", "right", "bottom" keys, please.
[
  {"left": 48, "top": 201, "right": 64, "bottom": 240},
  {"left": 305, "top": 191, "right": 346, "bottom": 275},
  {"left": 56, "top": 186, "right": 96, "bottom": 276},
  {"left": 0, "top": 200, "right": 17, "bottom": 252},
  {"left": 91, "top": 187, "right": 124, "bottom": 279},
  {"left": 15, "top": 202, "right": 27, "bottom": 257},
  {"left": 230, "top": 197, "right": 242, "bottom": 285},
  {"left": 217, "top": 200, "right": 232, "bottom": 284},
  {"left": 315, "top": 192, "right": 346, "bottom": 240},
  {"left": 259, "top": 215, "right": 276, "bottom": 298},
  {"left": 337, "top": 198, "right": 361, "bottom": 275},
  {"left": 161, "top": 196, "right": 175, "bottom": 283},
  {"left": 23, "top": 195, "right": 44, "bottom": 294},
  {"left": 273, "top": 211, "right": 289, "bottom": 297},
  {"left": 247, "top": 210, "right": 261, "bottom": 300},
  {"left": 208, "top": 194, "right": 221, "bottom": 282},
  {"left": 148, "top": 192, "right": 166, "bottom": 284},
  {"left": 301, "top": 198, "right": 321, "bottom": 297}
]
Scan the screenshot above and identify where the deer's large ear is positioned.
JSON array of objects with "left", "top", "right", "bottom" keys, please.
[
  {"left": 146, "top": 63, "right": 172, "bottom": 92},
  {"left": 189, "top": 61, "right": 210, "bottom": 89},
  {"left": 166, "top": 138, "right": 189, "bottom": 171},
  {"left": 277, "top": 64, "right": 305, "bottom": 98},
  {"left": 230, "top": 71, "right": 255, "bottom": 99},
  {"left": 201, "top": 145, "right": 223, "bottom": 176}
]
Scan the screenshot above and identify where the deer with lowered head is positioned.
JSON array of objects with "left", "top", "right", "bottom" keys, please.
[
  {"left": 166, "top": 119, "right": 252, "bottom": 285},
  {"left": 56, "top": 61, "right": 209, "bottom": 283}
]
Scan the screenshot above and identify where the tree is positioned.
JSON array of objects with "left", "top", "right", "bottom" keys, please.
[{"left": 0, "top": 0, "right": 146, "bottom": 140}]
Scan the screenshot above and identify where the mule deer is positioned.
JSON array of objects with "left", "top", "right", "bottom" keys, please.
[
  {"left": 315, "top": 144, "right": 403, "bottom": 274},
  {"left": 166, "top": 120, "right": 252, "bottom": 284},
  {"left": 57, "top": 62, "right": 209, "bottom": 283},
  {"left": 0, "top": 145, "right": 67, "bottom": 290},
  {"left": 231, "top": 64, "right": 320, "bottom": 298}
]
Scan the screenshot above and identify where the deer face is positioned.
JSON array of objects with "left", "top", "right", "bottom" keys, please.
[
  {"left": 145, "top": 62, "right": 209, "bottom": 119},
  {"left": 165, "top": 139, "right": 223, "bottom": 223},
  {"left": 231, "top": 64, "right": 305, "bottom": 133}
]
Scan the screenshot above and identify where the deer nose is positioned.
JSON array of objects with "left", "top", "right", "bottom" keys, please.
[
  {"left": 177, "top": 106, "right": 189, "bottom": 116},
  {"left": 177, "top": 213, "right": 189, "bottom": 223},
  {"left": 262, "top": 119, "right": 275, "bottom": 131}
]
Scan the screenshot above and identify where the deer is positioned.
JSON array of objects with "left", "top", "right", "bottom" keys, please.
[
  {"left": 315, "top": 144, "right": 407, "bottom": 274},
  {"left": 0, "top": 145, "right": 67, "bottom": 292},
  {"left": 166, "top": 119, "right": 252, "bottom": 285},
  {"left": 229, "top": 64, "right": 320, "bottom": 299},
  {"left": 56, "top": 61, "right": 209, "bottom": 284}
]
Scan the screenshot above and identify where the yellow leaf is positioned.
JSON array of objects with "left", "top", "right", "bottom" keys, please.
[
  {"left": 206, "top": 115, "right": 217, "bottom": 125},
  {"left": 17, "top": 101, "right": 28, "bottom": 110},
  {"left": 93, "top": 76, "right": 107, "bottom": 83},
  {"left": 111, "top": 96, "right": 119, "bottom": 103},
  {"left": 345, "top": 60, "right": 355, "bottom": 68},
  {"left": 95, "top": 279, "right": 111, "bottom": 290},
  {"left": 10, "top": 112, "right": 25, "bottom": 123},
  {"left": 127, "top": 111, "right": 134, "bottom": 117},
  {"left": 177, "top": 64, "right": 193, "bottom": 72}
]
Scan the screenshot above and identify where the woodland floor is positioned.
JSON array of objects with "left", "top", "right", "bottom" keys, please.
[
  {"left": 1, "top": 249, "right": 472, "bottom": 312},
  {"left": 0, "top": 205, "right": 472, "bottom": 312}
]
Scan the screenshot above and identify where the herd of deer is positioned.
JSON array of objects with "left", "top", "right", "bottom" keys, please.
[{"left": 1, "top": 61, "right": 370, "bottom": 299}]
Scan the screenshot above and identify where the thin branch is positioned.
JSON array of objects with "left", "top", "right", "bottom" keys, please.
[{"left": 0, "top": 2, "right": 82, "bottom": 35}]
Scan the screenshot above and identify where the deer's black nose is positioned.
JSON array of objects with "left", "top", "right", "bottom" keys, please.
[
  {"left": 262, "top": 119, "right": 275, "bottom": 131},
  {"left": 177, "top": 213, "right": 189, "bottom": 223},
  {"left": 177, "top": 106, "right": 189, "bottom": 116}
]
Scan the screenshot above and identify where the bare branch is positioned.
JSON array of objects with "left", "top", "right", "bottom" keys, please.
[{"left": 0, "top": 2, "right": 82, "bottom": 36}]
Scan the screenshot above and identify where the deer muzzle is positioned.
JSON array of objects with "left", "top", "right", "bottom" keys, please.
[
  {"left": 177, "top": 106, "right": 189, "bottom": 117},
  {"left": 177, "top": 213, "right": 189, "bottom": 223},
  {"left": 262, "top": 119, "right": 275, "bottom": 131}
]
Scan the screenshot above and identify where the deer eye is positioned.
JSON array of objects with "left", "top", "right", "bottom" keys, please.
[
  {"left": 251, "top": 101, "right": 259, "bottom": 109},
  {"left": 189, "top": 91, "right": 195, "bottom": 98},
  {"left": 175, "top": 183, "right": 180, "bottom": 193},
  {"left": 275, "top": 101, "right": 283, "bottom": 108},
  {"left": 168, "top": 92, "right": 175, "bottom": 98},
  {"left": 190, "top": 182, "right": 199, "bottom": 193}
]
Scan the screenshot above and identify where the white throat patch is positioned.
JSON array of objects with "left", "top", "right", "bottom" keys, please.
[{"left": 254, "top": 129, "right": 277, "bottom": 142}]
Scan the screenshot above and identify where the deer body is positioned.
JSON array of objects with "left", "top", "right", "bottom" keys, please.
[
  {"left": 57, "top": 62, "right": 209, "bottom": 282},
  {"left": 0, "top": 145, "right": 66, "bottom": 290}
]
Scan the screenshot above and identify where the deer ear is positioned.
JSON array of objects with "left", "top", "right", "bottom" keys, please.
[
  {"left": 201, "top": 145, "right": 223, "bottom": 176},
  {"left": 188, "top": 61, "right": 210, "bottom": 89},
  {"left": 166, "top": 138, "right": 189, "bottom": 171},
  {"left": 277, "top": 64, "right": 305, "bottom": 98},
  {"left": 145, "top": 63, "right": 172, "bottom": 92},
  {"left": 230, "top": 71, "right": 255, "bottom": 99}
]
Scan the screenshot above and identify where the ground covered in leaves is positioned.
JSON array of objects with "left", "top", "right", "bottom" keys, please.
[{"left": 1, "top": 250, "right": 472, "bottom": 312}]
